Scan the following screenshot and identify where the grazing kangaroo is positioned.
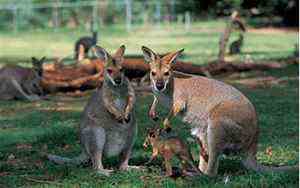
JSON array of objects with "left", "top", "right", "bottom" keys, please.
[
  {"left": 143, "top": 126, "right": 200, "bottom": 176},
  {"left": 48, "top": 45, "right": 137, "bottom": 176},
  {"left": 0, "top": 57, "right": 45, "bottom": 101},
  {"left": 141, "top": 46, "right": 298, "bottom": 177},
  {"left": 74, "top": 31, "right": 98, "bottom": 60},
  {"left": 229, "top": 34, "right": 244, "bottom": 55}
]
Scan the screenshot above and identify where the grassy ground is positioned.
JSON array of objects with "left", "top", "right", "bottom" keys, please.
[
  {"left": 0, "top": 21, "right": 299, "bottom": 187},
  {"left": 0, "top": 20, "right": 297, "bottom": 65}
]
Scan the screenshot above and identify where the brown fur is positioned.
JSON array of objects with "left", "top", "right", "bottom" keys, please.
[
  {"left": 143, "top": 127, "right": 200, "bottom": 176},
  {"left": 141, "top": 46, "right": 298, "bottom": 177}
]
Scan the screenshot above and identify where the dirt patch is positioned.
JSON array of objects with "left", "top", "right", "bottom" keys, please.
[{"left": 248, "top": 27, "right": 298, "bottom": 34}]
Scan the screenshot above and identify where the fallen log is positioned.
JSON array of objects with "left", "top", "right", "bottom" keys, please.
[
  {"left": 122, "top": 58, "right": 286, "bottom": 77},
  {"left": 41, "top": 58, "right": 104, "bottom": 93},
  {"left": 41, "top": 56, "right": 292, "bottom": 93}
]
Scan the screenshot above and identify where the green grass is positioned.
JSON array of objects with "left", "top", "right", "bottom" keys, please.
[
  {"left": 0, "top": 20, "right": 297, "bottom": 65},
  {"left": 0, "top": 64, "right": 298, "bottom": 188},
  {"left": 0, "top": 20, "right": 299, "bottom": 187}
]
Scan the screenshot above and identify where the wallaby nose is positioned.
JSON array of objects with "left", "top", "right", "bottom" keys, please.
[
  {"left": 114, "top": 78, "right": 122, "bottom": 85},
  {"left": 156, "top": 81, "right": 165, "bottom": 91}
]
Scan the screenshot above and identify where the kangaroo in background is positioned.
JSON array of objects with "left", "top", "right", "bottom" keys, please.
[
  {"left": 143, "top": 126, "right": 200, "bottom": 177},
  {"left": 0, "top": 57, "right": 45, "bottom": 101},
  {"left": 74, "top": 31, "right": 98, "bottom": 61},
  {"left": 141, "top": 46, "right": 298, "bottom": 177},
  {"left": 229, "top": 33, "right": 244, "bottom": 55},
  {"left": 48, "top": 45, "right": 137, "bottom": 176}
]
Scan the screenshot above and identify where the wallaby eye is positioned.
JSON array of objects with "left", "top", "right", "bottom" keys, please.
[
  {"left": 164, "top": 71, "right": 170, "bottom": 76},
  {"left": 119, "top": 68, "right": 123, "bottom": 72},
  {"left": 149, "top": 132, "right": 155, "bottom": 137},
  {"left": 151, "top": 71, "right": 156, "bottom": 76},
  {"left": 107, "top": 69, "right": 113, "bottom": 74}
]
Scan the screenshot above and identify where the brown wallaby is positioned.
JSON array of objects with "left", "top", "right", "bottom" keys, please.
[
  {"left": 229, "top": 33, "right": 244, "bottom": 54},
  {"left": 143, "top": 126, "right": 200, "bottom": 177},
  {"left": 47, "top": 45, "right": 137, "bottom": 176},
  {"left": 0, "top": 57, "right": 45, "bottom": 101},
  {"left": 141, "top": 46, "right": 298, "bottom": 177}
]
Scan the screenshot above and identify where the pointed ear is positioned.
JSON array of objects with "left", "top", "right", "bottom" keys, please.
[
  {"left": 114, "top": 45, "right": 126, "bottom": 58},
  {"left": 31, "top": 57, "right": 38, "bottom": 63},
  {"left": 40, "top": 56, "right": 46, "bottom": 63},
  {"left": 162, "top": 49, "right": 184, "bottom": 65},
  {"left": 92, "top": 45, "right": 109, "bottom": 62},
  {"left": 141, "top": 46, "right": 156, "bottom": 63}
]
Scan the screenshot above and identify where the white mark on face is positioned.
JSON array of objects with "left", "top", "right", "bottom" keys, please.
[{"left": 151, "top": 77, "right": 169, "bottom": 93}]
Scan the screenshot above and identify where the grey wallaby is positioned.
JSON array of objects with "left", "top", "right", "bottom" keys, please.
[
  {"left": 47, "top": 45, "right": 138, "bottom": 176},
  {"left": 0, "top": 57, "right": 45, "bottom": 101}
]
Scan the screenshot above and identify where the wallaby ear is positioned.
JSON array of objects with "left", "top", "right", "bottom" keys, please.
[
  {"left": 31, "top": 57, "right": 38, "bottom": 63},
  {"left": 92, "top": 45, "right": 109, "bottom": 62},
  {"left": 40, "top": 56, "right": 46, "bottom": 64},
  {"left": 162, "top": 49, "right": 184, "bottom": 65},
  {"left": 141, "top": 46, "right": 156, "bottom": 63},
  {"left": 114, "top": 45, "right": 126, "bottom": 58}
]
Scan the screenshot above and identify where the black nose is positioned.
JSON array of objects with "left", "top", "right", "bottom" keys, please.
[
  {"left": 115, "top": 78, "right": 121, "bottom": 84},
  {"left": 156, "top": 81, "right": 164, "bottom": 90}
]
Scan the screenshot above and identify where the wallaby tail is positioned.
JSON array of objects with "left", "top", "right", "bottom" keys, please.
[
  {"left": 47, "top": 152, "right": 88, "bottom": 165},
  {"left": 242, "top": 155, "right": 298, "bottom": 173}
]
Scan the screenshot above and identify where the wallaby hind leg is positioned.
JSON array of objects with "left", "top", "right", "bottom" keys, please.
[
  {"left": 204, "top": 119, "right": 225, "bottom": 177},
  {"left": 81, "top": 126, "right": 113, "bottom": 176},
  {"left": 197, "top": 138, "right": 209, "bottom": 174},
  {"left": 119, "top": 122, "right": 140, "bottom": 170},
  {"left": 11, "top": 78, "right": 40, "bottom": 101},
  {"left": 179, "top": 153, "right": 200, "bottom": 176}
]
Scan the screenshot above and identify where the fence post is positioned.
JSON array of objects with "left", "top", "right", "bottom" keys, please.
[
  {"left": 125, "top": 0, "right": 132, "bottom": 32},
  {"left": 170, "top": 0, "right": 175, "bottom": 22},
  {"left": 185, "top": 11, "right": 190, "bottom": 32},
  {"left": 155, "top": 1, "right": 161, "bottom": 27},
  {"left": 52, "top": 0, "right": 60, "bottom": 31},
  {"left": 12, "top": 5, "right": 18, "bottom": 33},
  {"left": 92, "top": 1, "right": 98, "bottom": 31}
]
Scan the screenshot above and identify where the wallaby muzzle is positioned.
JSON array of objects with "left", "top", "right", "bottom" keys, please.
[
  {"left": 114, "top": 77, "right": 122, "bottom": 85},
  {"left": 155, "top": 80, "right": 165, "bottom": 91}
]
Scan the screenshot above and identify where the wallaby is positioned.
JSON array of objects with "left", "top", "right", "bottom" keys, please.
[
  {"left": 143, "top": 126, "right": 200, "bottom": 177},
  {"left": 0, "top": 57, "right": 45, "bottom": 101},
  {"left": 48, "top": 45, "right": 137, "bottom": 176},
  {"left": 74, "top": 31, "right": 98, "bottom": 60},
  {"left": 141, "top": 46, "right": 298, "bottom": 177},
  {"left": 229, "top": 34, "right": 244, "bottom": 55}
]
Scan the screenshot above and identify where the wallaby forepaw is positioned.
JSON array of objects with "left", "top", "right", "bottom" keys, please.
[
  {"left": 149, "top": 110, "right": 158, "bottom": 121},
  {"left": 115, "top": 114, "right": 124, "bottom": 123},
  {"left": 163, "top": 119, "right": 171, "bottom": 129},
  {"left": 124, "top": 114, "right": 131, "bottom": 123}
]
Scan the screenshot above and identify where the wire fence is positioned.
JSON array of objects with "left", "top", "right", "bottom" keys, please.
[{"left": 0, "top": 1, "right": 195, "bottom": 33}]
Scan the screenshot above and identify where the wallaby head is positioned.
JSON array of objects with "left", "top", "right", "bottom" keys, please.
[
  {"left": 28, "top": 57, "right": 46, "bottom": 95},
  {"left": 31, "top": 56, "right": 45, "bottom": 77},
  {"left": 143, "top": 126, "right": 172, "bottom": 148},
  {"left": 141, "top": 46, "right": 184, "bottom": 92},
  {"left": 93, "top": 45, "right": 126, "bottom": 86},
  {"left": 143, "top": 127, "right": 160, "bottom": 149}
]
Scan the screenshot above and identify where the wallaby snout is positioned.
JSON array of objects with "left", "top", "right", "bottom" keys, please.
[
  {"left": 155, "top": 80, "right": 165, "bottom": 91},
  {"left": 114, "top": 77, "right": 122, "bottom": 85}
]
